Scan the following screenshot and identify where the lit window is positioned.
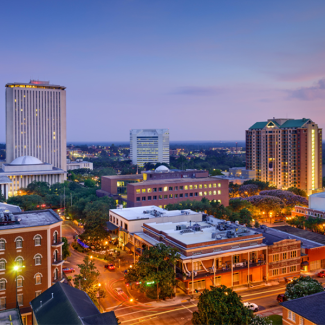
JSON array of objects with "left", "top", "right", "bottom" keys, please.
[
  {"left": 209, "top": 191, "right": 212, "bottom": 195},
  {"left": 194, "top": 185, "right": 197, "bottom": 189},
  {"left": 208, "top": 184, "right": 212, "bottom": 188},
  {"left": 0, "top": 260, "right": 5, "bottom": 271},
  {"left": 35, "top": 274, "right": 42, "bottom": 285},
  {"left": 189, "top": 185, "right": 193, "bottom": 190},
  {"left": 199, "top": 185, "right": 202, "bottom": 189},
  {"left": 204, "top": 191, "right": 207, "bottom": 196},
  {"left": 218, "top": 183, "right": 221, "bottom": 187},
  {"left": 213, "top": 184, "right": 217, "bottom": 188},
  {"left": 199, "top": 192, "right": 203, "bottom": 196},
  {"left": 218, "top": 190, "right": 221, "bottom": 195},
  {"left": 147, "top": 188, "right": 152, "bottom": 193},
  {"left": 184, "top": 186, "right": 188, "bottom": 190},
  {"left": 204, "top": 184, "right": 207, "bottom": 188},
  {"left": 15, "top": 257, "right": 23, "bottom": 267},
  {"left": 213, "top": 191, "right": 216, "bottom": 195},
  {"left": 163, "top": 187, "right": 168, "bottom": 192},
  {"left": 0, "top": 298, "right": 6, "bottom": 310},
  {"left": 142, "top": 189, "right": 146, "bottom": 193},
  {"left": 35, "top": 291, "right": 42, "bottom": 298},
  {"left": 136, "top": 189, "right": 140, "bottom": 194},
  {"left": 17, "top": 276, "right": 23, "bottom": 288}
]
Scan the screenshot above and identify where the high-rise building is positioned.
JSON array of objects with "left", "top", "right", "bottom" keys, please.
[
  {"left": 5, "top": 80, "right": 66, "bottom": 171},
  {"left": 130, "top": 129, "right": 169, "bottom": 167},
  {"left": 246, "top": 118, "right": 322, "bottom": 195}
]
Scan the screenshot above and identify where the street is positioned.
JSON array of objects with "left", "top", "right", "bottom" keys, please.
[{"left": 62, "top": 221, "right": 324, "bottom": 324}]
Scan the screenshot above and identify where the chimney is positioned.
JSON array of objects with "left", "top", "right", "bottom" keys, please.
[
  {"left": 40, "top": 301, "right": 42, "bottom": 307},
  {"left": 52, "top": 293, "right": 54, "bottom": 299}
]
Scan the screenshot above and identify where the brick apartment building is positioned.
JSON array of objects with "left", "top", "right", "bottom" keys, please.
[
  {"left": 246, "top": 118, "right": 322, "bottom": 195},
  {"left": 0, "top": 208, "right": 63, "bottom": 325}
]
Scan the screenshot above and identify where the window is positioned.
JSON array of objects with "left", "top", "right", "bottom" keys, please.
[
  {"left": 290, "top": 251, "right": 297, "bottom": 258},
  {"left": 164, "top": 195, "right": 168, "bottom": 199},
  {"left": 199, "top": 184, "right": 202, "bottom": 189},
  {"left": 213, "top": 183, "right": 217, "bottom": 188},
  {"left": 35, "top": 291, "right": 42, "bottom": 298},
  {"left": 0, "top": 259, "right": 6, "bottom": 270},
  {"left": 282, "top": 267, "right": 287, "bottom": 274},
  {"left": 136, "top": 189, "right": 140, "bottom": 194},
  {"left": 218, "top": 190, "right": 221, "bottom": 195},
  {"left": 184, "top": 186, "right": 188, "bottom": 190},
  {"left": 189, "top": 185, "right": 193, "bottom": 190},
  {"left": 17, "top": 294, "right": 23, "bottom": 306},
  {"left": 17, "top": 276, "right": 23, "bottom": 288},
  {"left": 169, "top": 194, "right": 173, "bottom": 198},
  {"left": 34, "top": 235, "right": 41, "bottom": 246},
  {"left": 35, "top": 274, "right": 42, "bottom": 285},
  {"left": 159, "top": 187, "right": 162, "bottom": 192},
  {"left": 163, "top": 187, "right": 168, "bottom": 192},
  {"left": 199, "top": 192, "right": 203, "bottom": 196},
  {"left": 180, "top": 194, "right": 183, "bottom": 198},
  {"left": 213, "top": 191, "right": 216, "bottom": 195},
  {"left": 0, "top": 279, "right": 6, "bottom": 290},
  {"left": 15, "top": 257, "right": 23, "bottom": 267},
  {"left": 169, "top": 187, "right": 173, "bottom": 191},
  {"left": 34, "top": 254, "right": 42, "bottom": 265},
  {"left": 204, "top": 191, "right": 207, "bottom": 196},
  {"left": 215, "top": 276, "right": 221, "bottom": 285},
  {"left": 209, "top": 191, "right": 212, "bottom": 195},
  {"left": 148, "top": 196, "right": 152, "bottom": 201},
  {"left": 0, "top": 297, "right": 5, "bottom": 310},
  {"left": 0, "top": 239, "right": 5, "bottom": 250},
  {"left": 180, "top": 186, "right": 184, "bottom": 190},
  {"left": 175, "top": 194, "right": 178, "bottom": 198},
  {"left": 136, "top": 197, "right": 140, "bottom": 202},
  {"left": 142, "top": 197, "right": 146, "bottom": 201},
  {"left": 174, "top": 186, "right": 178, "bottom": 190},
  {"left": 204, "top": 184, "right": 207, "bottom": 188},
  {"left": 185, "top": 193, "right": 188, "bottom": 197},
  {"left": 272, "top": 269, "right": 279, "bottom": 276},
  {"left": 273, "top": 254, "right": 279, "bottom": 262},
  {"left": 195, "top": 193, "right": 198, "bottom": 196},
  {"left": 147, "top": 188, "right": 152, "bottom": 193},
  {"left": 15, "top": 237, "right": 23, "bottom": 249},
  {"left": 218, "top": 183, "right": 221, "bottom": 187},
  {"left": 290, "top": 265, "right": 297, "bottom": 272},
  {"left": 299, "top": 316, "right": 304, "bottom": 325},
  {"left": 194, "top": 185, "right": 197, "bottom": 189},
  {"left": 142, "top": 189, "right": 146, "bottom": 193},
  {"left": 288, "top": 311, "right": 296, "bottom": 322},
  {"left": 208, "top": 184, "right": 212, "bottom": 188},
  {"left": 190, "top": 193, "right": 193, "bottom": 197},
  {"left": 159, "top": 195, "right": 162, "bottom": 200},
  {"left": 282, "top": 252, "right": 287, "bottom": 260},
  {"left": 153, "top": 188, "right": 157, "bottom": 192},
  {"left": 153, "top": 196, "right": 157, "bottom": 200}
]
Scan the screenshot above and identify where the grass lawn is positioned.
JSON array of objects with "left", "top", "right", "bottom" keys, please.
[{"left": 266, "top": 315, "right": 282, "bottom": 325}]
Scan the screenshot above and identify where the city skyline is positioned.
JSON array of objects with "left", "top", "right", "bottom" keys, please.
[{"left": 1, "top": 1, "right": 325, "bottom": 142}]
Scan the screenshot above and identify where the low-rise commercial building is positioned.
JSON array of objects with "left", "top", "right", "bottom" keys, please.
[
  {"left": 292, "top": 192, "right": 325, "bottom": 220},
  {"left": 66, "top": 159, "right": 93, "bottom": 171},
  {"left": 0, "top": 208, "right": 64, "bottom": 324},
  {"left": 108, "top": 205, "right": 202, "bottom": 249}
]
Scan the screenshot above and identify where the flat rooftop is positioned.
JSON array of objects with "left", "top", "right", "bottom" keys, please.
[
  {"left": 309, "top": 191, "right": 325, "bottom": 199},
  {"left": 144, "top": 220, "right": 261, "bottom": 245},
  {"left": 6, "top": 82, "right": 65, "bottom": 90},
  {"left": 128, "top": 177, "right": 225, "bottom": 186},
  {"left": 102, "top": 175, "right": 143, "bottom": 180},
  {"left": 272, "top": 226, "right": 325, "bottom": 247},
  {"left": 0, "top": 308, "right": 22, "bottom": 325},
  {"left": 110, "top": 206, "right": 199, "bottom": 221},
  {"left": 0, "top": 209, "right": 62, "bottom": 230}
]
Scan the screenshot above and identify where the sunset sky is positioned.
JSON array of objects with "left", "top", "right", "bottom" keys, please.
[{"left": 1, "top": 0, "right": 325, "bottom": 142}]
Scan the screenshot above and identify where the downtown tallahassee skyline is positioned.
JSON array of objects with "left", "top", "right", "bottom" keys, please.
[{"left": 1, "top": 1, "right": 325, "bottom": 142}]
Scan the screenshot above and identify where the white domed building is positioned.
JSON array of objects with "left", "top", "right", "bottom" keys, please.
[
  {"left": 155, "top": 165, "right": 170, "bottom": 173},
  {"left": 0, "top": 155, "right": 65, "bottom": 198}
]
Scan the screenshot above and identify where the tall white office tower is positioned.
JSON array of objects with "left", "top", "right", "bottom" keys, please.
[
  {"left": 130, "top": 129, "right": 169, "bottom": 167},
  {"left": 5, "top": 80, "right": 67, "bottom": 171}
]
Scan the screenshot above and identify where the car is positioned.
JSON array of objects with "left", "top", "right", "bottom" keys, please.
[
  {"left": 243, "top": 302, "right": 259, "bottom": 312},
  {"left": 114, "top": 288, "right": 124, "bottom": 295},
  {"left": 277, "top": 294, "right": 287, "bottom": 303},
  {"left": 104, "top": 264, "right": 115, "bottom": 270},
  {"left": 63, "top": 267, "right": 75, "bottom": 273},
  {"left": 318, "top": 271, "right": 325, "bottom": 278}
]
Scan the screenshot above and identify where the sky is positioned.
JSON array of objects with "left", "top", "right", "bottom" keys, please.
[{"left": 1, "top": 0, "right": 325, "bottom": 142}]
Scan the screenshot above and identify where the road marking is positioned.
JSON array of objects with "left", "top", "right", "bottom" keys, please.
[
  {"left": 243, "top": 292, "right": 283, "bottom": 301},
  {"left": 120, "top": 305, "right": 197, "bottom": 323},
  {"left": 182, "top": 304, "right": 194, "bottom": 314},
  {"left": 241, "top": 287, "right": 285, "bottom": 297}
]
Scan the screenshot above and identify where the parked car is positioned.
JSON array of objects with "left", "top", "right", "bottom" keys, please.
[
  {"left": 63, "top": 268, "right": 75, "bottom": 274},
  {"left": 243, "top": 302, "right": 259, "bottom": 312},
  {"left": 104, "top": 264, "right": 115, "bottom": 270},
  {"left": 318, "top": 271, "right": 325, "bottom": 278},
  {"left": 277, "top": 294, "right": 287, "bottom": 303},
  {"left": 114, "top": 288, "right": 124, "bottom": 295}
]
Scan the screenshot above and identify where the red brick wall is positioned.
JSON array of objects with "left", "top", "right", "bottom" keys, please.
[{"left": 101, "top": 177, "right": 117, "bottom": 195}]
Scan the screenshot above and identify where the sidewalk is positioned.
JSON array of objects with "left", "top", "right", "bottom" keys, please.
[{"left": 256, "top": 306, "right": 283, "bottom": 317}]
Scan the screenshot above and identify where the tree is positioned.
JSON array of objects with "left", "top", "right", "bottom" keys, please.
[
  {"left": 210, "top": 169, "right": 223, "bottom": 176},
  {"left": 259, "top": 190, "right": 308, "bottom": 208},
  {"left": 62, "top": 237, "right": 71, "bottom": 259},
  {"left": 124, "top": 244, "right": 180, "bottom": 300},
  {"left": 239, "top": 184, "right": 259, "bottom": 197},
  {"left": 287, "top": 187, "right": 307, "bottom": 198},
  {"left": 229, "top": 198, "right": 253, "bottom": 213},
  {"left": 249, "top": 315, "right": 272, "bottom": 325},
  {"left": 26, "top": 181, "right": 50, "bottom": 196},
  {"left": 74, "top": 256, "right": 100, "bottom": 304},
  {"left": 192, "top": 285, "right": 253, "bottom": 325},
  {"left": 7, "top": 194, "right": 45, "bottom": 211},
  {"left": 285, "top": 276, "right": 323, "bottom": 300},
  {"left": 84, "top": 178, "right": 96, "bottom": 188},
  {"left": 243, "top": 180, "right": 270, "bottom": 191}
]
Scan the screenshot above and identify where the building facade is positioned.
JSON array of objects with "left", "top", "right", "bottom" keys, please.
[
  {"left": 5, "top": 80, "right": 67, "bottom": 171},
  {"left": 127, "top": 177, "right": 229, "bottom": 208},
  {"left": 0, "top": 209, "right": 64, "bottom": 325},
  {"left": 130, "top": 129, "right": 169, "bottom": 167},
  {"left": 0, "top": 156, "right": 65, "bottom": 197},
  {"left": 246, "top": 118, "right": 322, "bottom": 195},
  {"left": 66, "top": 159, "right": 93, "bottom": 171}
]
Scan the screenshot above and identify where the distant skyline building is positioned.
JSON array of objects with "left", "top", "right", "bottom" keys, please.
[
  {"left": 5, "top": 80, "right": 67, "bottom": 171},
  {"left": 130, "top": 129, "right": 169, "bottom": 167},
  {"left": 246, "top": 118, "right": 322, "bottom": 195}
]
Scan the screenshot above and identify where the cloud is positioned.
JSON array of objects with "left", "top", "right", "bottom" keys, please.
[
  {"left": 288, "top": 78, "right": 325, "bottom": 100},
  {"left": 172, "top": 86, "right": 224, "bottom": 96}
]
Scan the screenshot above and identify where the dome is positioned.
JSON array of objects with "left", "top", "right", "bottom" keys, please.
[
  {"left": 11, "top": 156, "right": 43, "bottom": 165},
  {"left": 155, "top": 165, "right": 169, "bottom": 173}
]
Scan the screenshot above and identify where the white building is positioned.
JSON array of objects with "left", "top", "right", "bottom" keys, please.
[
  {"left": 108, "top": 205, "right": 202, "bottom": 248},
  {"left": 5, "top": 80, "right": 67, "bottom": 171},
  {"left": 67, "top": 159, "right": 93, "bottom": 171},
  {"left": 0, "top": 156, "right": 65, "bottom": 198},
  {"left": 130, "top": 129, "right": 169, "bottom": 167}
]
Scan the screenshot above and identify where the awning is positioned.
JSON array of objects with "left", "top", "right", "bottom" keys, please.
[
  {"left": 301, "top": 261, "right": 309, "bottom": 266},
  {"left": 125, "top": 242, "right": 134, "bottom": 250},
  {"left": 105, "top": 222, "right": 118, "bottom": 231}
]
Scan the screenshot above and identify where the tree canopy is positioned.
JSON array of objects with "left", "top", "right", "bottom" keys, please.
[
  {"left": 124, "top": 244, "right": 180, "bottom": 299},
  {"left": 192, "top": 285, "right": 253, "bottom": 325},
  {"left": 285, "top": 276, "right": 323, "bottom": 300}
]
